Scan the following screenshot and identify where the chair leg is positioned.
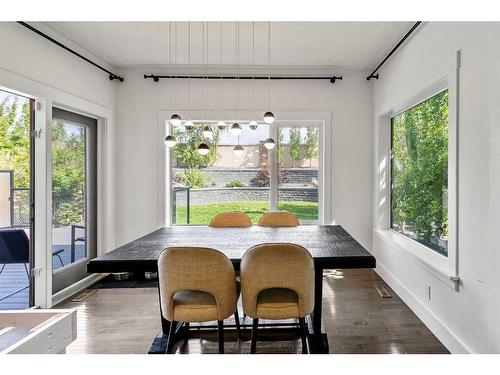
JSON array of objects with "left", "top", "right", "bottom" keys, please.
[
  {"left": 166, "top": 320, "right": 177, "bottom": 354},
  {"left": 56, "top": 254, "right": 64, "bottom": 267},
  {"left": 233, "top": 309, "right": 242, "bottom": 340},
  {"left": 24, "top": 263, "right": 30, "bottom": 279},
  {"left": 250, "top": 318, "right": 259, "bottom": 354},
  {"left": 298, "top": 317, "right": 308, "bottom": 354},
  {"left": 217, "top": 320, "right": 224, "bottom": 354}
]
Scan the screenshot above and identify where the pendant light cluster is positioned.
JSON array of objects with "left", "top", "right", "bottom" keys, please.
[{"left": 164, "top": 22, "right": 276, "bottom": 155}]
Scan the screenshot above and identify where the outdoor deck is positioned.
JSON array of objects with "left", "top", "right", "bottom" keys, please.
[{"left": 0, "top": 240, "right": 85, "bottom": 310}]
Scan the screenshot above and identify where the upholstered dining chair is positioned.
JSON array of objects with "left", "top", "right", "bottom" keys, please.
[
  {"left": 157, "top": 246, "right": 241, "bottom": 354},
  {"left": 208, "top": 211, "right": 252, "bottom": 228},
  {"left": 258, "top": 211, "right": 300, "bottom": 227},
  {"left": 240, "top": 243, "right": 315, "bottom": 354}
]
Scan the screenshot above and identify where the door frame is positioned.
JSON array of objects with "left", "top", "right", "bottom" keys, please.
[
  {"left": 50, "top": 107, "right": 98, "bottom": 294},
  {"left": 1, "top": 73, "right": 114, "bottom": 308},
  {"left": 157, "top": 110, "right": 333, "bottom": 227}
]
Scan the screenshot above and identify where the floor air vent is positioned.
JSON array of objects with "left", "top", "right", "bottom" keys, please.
[{"left": 374, "top": 285, "right": 392, "bottom": 298}]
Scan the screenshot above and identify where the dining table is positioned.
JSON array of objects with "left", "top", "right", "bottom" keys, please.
[{"left": 87, "top": 224, "right": 376, "bottom": 353}]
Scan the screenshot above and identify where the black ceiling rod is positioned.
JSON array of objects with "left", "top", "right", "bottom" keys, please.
[
  {"left": 17, "top": 21, "right": 124, "bottom": 82},
  {"left": 144, "top": 74, "right": 343, "bottom": 84},
  {"left": 366, "top": 21, "right": 422, "bottom": 81}
]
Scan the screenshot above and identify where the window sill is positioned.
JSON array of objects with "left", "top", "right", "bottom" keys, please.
[{"left": 374, "top": 229, "right": 459, "bottom": 291}]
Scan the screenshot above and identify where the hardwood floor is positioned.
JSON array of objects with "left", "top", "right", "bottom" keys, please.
[{"left": 56, "top": 269, "right": 449, "bottom": 354}]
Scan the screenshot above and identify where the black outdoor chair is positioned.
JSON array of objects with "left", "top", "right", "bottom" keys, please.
[
  {"left": 0, "top": 229, "right": 65, "bottom": 277},
  {"left": 0, "top": 229, "right": 30, "bottom": 278}
]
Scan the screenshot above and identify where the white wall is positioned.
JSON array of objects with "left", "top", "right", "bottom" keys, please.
[
  {"left": 0, "top": 21, "right": 117, "bottom": 306},
  {"left": 114, "top": 68, "right": 374, "bottom": 250},
  {"left": 372, "top": 22, "right": 500, "bottom": 353}
]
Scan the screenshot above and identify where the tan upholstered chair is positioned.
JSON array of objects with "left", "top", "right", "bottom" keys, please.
[
  {"left": 240, "top": 243, "right": 315, "bottom": 354},
  {"left": 209, "top": 211, "right": 252, "bottom": 228},
  {"left": 258, "top": 211, "right": 300, "bottom": 227},
  {"left": 158, "top": 247, "right": 241, "bottom": 354}
]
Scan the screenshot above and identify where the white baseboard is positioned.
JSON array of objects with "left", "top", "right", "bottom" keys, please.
[
  {"left": 51, "top": 273, "right": 108, "bottom": 307},
  {"left": 375, "top": 261, "right": 473, "bottom": 354}
]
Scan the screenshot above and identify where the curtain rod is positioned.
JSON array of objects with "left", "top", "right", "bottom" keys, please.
[
  {"left": 366, "top": 21, "right": 422, "bottom": 81},
  {"left": 144, "top": 74, "right": 343, "bottom": 84},
  {"left": 17, "top": 21, "right": 124, "bottom": 82}
]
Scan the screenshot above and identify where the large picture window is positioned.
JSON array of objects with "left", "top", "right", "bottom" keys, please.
[
  {"left": 390, "top": 90, "right": 449, "bottom": 256},
  {"left": 168, "top": 121, "right": 321, "bottom": 225}
]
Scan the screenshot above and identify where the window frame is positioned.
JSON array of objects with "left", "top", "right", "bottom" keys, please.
[
  {"left": 389, "top": 89, "right": 449, "bottom": 257},
  {"left": 158, "top": 110, "right": 332, "bottom": 227},
  {"left": 375, "top": 75, "right": 459, "bottom": 287}
]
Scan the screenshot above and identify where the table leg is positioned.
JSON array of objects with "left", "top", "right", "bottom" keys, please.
[
  {"left": 307, "top": 266, "right": 329, "bottom": 353},
  {"left": 148, "top": 282, "right": 171, "bottom": 354}
]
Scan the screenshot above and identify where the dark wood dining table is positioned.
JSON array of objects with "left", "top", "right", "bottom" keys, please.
[{"left": 87, "top": 225, "right": 375, "bottom": 353}]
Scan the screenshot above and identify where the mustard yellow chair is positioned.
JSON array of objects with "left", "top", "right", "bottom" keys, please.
[
  {"left": 158, "top": 247, "right": 241, "bottom": 354},
  {"left": 240, "top": 243, "right": 315, "bottom": 354},
  {"left": 209, "top": 211, "right": 252, "bottom": 228},
  {"left": 258, "top": 211, "right": 300, "bottom": 227}
]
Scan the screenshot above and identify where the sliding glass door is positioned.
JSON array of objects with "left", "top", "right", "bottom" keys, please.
[
  {"left": 51, "top": 108, "right": 97, "bottom": 294},
  {"left": 167, "top": 120, "right": 322, "bottom": 225}
]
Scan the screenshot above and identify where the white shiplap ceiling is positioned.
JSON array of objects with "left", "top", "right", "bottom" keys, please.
[{"left": 43, "top": 22, "right": 415, "bottom": 71}]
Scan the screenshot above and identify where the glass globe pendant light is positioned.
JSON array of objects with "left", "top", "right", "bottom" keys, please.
[
  {"left": 170, "top": 114, "right": 182, "bottom": 126},
  {"left": 233, "top": 144, "right": 244, "bottom": 156},
  {"left": 184, "top": 120, "right": 194, "bottom": 130},
  {"left": 263, "top": 111, "right": 275, "bottom": 124},
  {"left": 197, "top": 143, "right": 210, "bottom": 155},
  {"left": 264, "top": 137, "right": 276, "bottom": 150},
  {"left": 164, "top": 135, "right": 177, "bottom": 148},
  {"left": 217, "top": 120, "right": 227, "bottom": 130},
  {"left": 202, "top": 125, "right": 213, "bottom": 139},
  {"left": 230, "top": 122, "right": 242, "bottom": 136},
  {"left": 249, "top": 121, "right": 258, "bottom": 130},
  {"left": 263, "top": 23, "right": 275, "bottom": 125}
]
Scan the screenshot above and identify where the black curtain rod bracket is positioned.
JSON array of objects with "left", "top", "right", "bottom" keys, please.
[
  {"left": 367, "top": 21, "right": 422, "bottom": 81},
  {"left": 17, "top": 21, "right": 124, "bottom": 82},
  {"left": 144, "top": 74, "right": 343, "bottom": 84}
]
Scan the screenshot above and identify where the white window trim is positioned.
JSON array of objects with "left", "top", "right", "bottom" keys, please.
[
  {"left": 374, "top": 54, "right": 460, "bottom": 290},
  {"left": 157, "top": 110, "right": 332, "bottom": 227}
]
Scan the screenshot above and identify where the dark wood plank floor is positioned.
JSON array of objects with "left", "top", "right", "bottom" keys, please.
[{"left": 56, "top": 269, "right": 449, "bottom": 354}]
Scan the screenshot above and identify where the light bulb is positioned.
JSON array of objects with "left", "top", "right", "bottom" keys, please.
[
  {"left": 230, "top": 123, "right": 242, "bottom": 136},
  {"left": 263, "top": 111, "right": 275, "bottom": 124},
  {"left": 233, "top": 144, "right": 244, "bottom": 156},
  {"left": 197, "top": 143, "right": 210, "bottom": 155},
  {"left": 164, "top": 135, "right": 177, "bottom": 147},
  {"left": 264, "top": 137, "right": 276, "bottom": 150},
  {"left": 249, "top": 121, "right": 258, "bottom": 130},
  {"left": 184, "top": 120, "right": 194, "bottom": 130},
  {"left": 170, "top": 114, "right": 182, "bottom": 126},
  {"left": 217, "top": 120, "right": 227, "bottom": 130},
  {"left": 202, "top": 126, "right": 213, "bottom": 139}
]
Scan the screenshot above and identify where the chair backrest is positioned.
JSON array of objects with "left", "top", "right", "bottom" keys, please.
[
  {"left": 158, "top": 247, "right": 237, "bottom": 321},
  {"left": 240, "top": 243, "right": 315, "bottom": 317},
  {"left": 0, "top": 229, "right": 29, "bottom": 264},
  {"left": 208, "top": 211, "right": 252, "bottom": 228},
  {"left": 258, "top": 211, "right": 300, "bottom": 227}
]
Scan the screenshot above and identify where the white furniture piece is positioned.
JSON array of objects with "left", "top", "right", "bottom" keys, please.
[{"left": 0, "top": 309, "right": 76, "bottom": 354}]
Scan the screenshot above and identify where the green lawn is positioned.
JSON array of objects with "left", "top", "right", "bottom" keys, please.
[{"left": 174, "top": 200, "right": 318, "bottom": 224}]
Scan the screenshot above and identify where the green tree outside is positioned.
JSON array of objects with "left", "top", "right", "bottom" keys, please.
[
  {"left": 304, "top": 128, "right": 319, "bottom": 167},
  {"left": 391, "top": 89, "right": 449, "bottom": 254},
  {"left": 289, "top": 128, "right": 302, "bottom": 167}
]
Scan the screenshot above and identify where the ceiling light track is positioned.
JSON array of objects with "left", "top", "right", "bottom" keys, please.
[
  {"left": 144, "top": 74, "right": 343, "bottom": 84},
  {"left": 366, "top": 21, "right": 422, "bottom": 81},
  {"left": 17, "top": 21, "right": 124, "bottom": 82}
]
